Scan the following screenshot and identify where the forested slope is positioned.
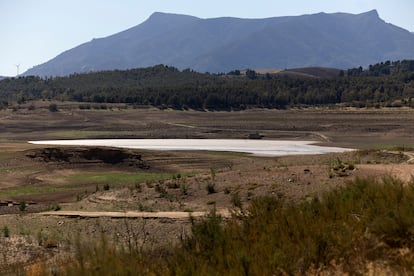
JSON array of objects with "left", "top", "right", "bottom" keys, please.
[{"left": 1, "top": 61, "right": 414, "bottom": 110}]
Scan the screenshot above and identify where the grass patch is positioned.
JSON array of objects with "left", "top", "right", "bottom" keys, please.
[{"left": 67, "top": 172, "right": 192, "bottom": 186}]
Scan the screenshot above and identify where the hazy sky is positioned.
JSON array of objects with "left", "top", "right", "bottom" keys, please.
[{"left": 1, "top": 0, "right": 413, "bottom": 76}]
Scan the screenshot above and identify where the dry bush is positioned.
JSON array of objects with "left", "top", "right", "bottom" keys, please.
[{"left": 54, "top": 177, "right": 414, "bottom": 274}]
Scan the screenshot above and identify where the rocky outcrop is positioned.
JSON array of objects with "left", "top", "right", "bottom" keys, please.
[{"left": 26, "top": 147, "right": 149, "bottom": 169}]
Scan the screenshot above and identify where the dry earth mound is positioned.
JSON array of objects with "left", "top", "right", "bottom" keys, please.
[{"left": 25, "top": 147, "right": 149, "bottom": 169}]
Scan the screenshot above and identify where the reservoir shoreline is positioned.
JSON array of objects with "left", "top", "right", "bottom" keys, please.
[{"left": 29, "top": 139, "right": 353, "bottom": 157}]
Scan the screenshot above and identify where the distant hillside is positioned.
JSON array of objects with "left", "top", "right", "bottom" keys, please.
[
  {"left": 3, "top": 61, "right": 414, "bottom": 110},
  {"left": 23, "top": 10, "right": 414, "bottom": 77},
  {"left": 278, "top": 67, "right": 342, "bottom": 78},
  {"left": 243, "top": 67, "right": 341, "bottom": 78}
]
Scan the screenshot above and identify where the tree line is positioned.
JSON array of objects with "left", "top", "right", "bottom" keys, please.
[{"left": 1, "top": 61, "right": 414, "bottom": 110}]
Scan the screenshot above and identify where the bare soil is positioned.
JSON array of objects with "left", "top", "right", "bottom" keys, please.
[{"left": 1, "top": 103, "right": 414, "bottom": 271}]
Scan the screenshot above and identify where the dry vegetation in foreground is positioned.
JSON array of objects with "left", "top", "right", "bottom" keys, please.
[{"left": 12, "top": 176, "right": 414, "bottom": 275}]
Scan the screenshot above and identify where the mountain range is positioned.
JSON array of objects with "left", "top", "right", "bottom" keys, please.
[{"left": 23, "top": 10, "right": 414, "bottom": 77}]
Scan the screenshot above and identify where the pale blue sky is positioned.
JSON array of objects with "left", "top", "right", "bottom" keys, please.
[{"left": 1, "top": 0, "right": 413, "bottom": 76}]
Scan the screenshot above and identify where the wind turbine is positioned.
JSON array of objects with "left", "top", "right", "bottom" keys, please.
[{"left": 15, "top": 64, "right": 20, "bottom": 76}]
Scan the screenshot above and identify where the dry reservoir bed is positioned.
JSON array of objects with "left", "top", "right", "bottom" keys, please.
[
  {"left": 2, "top": 107, "right": 414, "bottom": 272},
  {"left": 29, "top": 139, "right": 353, "bottom": 156}
]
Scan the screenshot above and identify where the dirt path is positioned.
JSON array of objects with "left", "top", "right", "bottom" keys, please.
[
  {"left": 387, "top": 150, "right": 414, "bottom": 164},
  {"left": 39, "top": 210, "right": 231, "bottom": 219},
  {"left": 404, "top": 152, "right": 414, "bottom": 164},
  {"left": 312, "top": 132, "right": 331, "bottom": 142}
]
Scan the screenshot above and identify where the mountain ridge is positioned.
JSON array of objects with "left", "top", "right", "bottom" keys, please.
[{"left": 23, "top": 10, "right": 414, "bottom": 76}]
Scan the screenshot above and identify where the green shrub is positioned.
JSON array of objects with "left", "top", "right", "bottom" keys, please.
[
  {"left": 134, "top": 183, "right": 142, "bottom": 192},
  {"left": 206, "top": 182, "right": 216, "bottom": 194},
  {"left": 231, "top": 192, "right": 242, "bottom": 209},
  {"left": 166, "top": 182, "right": 179, "bottom": 189},
  {"left": 180, "top": 183, "right": 189, "bottom": 195},
  {"left": 48, "top": 103, "right": 58, "bottom": 112},
  {"left": 19, "top": 201, "right": 27, "bottom": 211},
  {"left": 2, "top": 226, "right": 9, "bottom": 238},
  {"left": 49, "top": 204, "right": 61, "bottom": 211},
  {"left": 155, "top": 183, "right": 167, "bottom": 196},
  {"left": 210, "top": 168, "right": 216, "bottom": 181}
]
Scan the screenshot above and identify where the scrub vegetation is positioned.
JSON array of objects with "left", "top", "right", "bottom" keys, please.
[{"left": 30, "top": 176, "right": 414, "bottom": 275}]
